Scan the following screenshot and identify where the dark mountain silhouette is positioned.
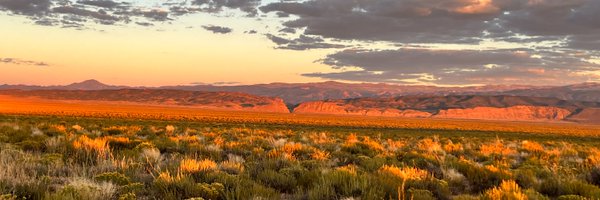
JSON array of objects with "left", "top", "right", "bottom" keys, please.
[{"left": 63, "top": 79, "right": 126, "bottom": 90}]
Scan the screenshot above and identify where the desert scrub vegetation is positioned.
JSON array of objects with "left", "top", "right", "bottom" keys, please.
[{"left": 0, "top": 115, "right": 600, "bottom": 199}]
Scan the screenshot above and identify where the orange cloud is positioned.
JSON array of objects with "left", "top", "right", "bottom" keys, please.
[{"left": 454, "top": 0, "right": 499, "bottom": 14}]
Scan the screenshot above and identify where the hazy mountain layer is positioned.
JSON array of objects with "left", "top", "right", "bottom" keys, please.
[{"left": 3, "top": 80, "right": 600, "bottom": 105}]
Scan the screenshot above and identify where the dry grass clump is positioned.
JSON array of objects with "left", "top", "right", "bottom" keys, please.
[
  {"left": 168, "top": 135, "right": 199, "bottom": 143},
  {"left": 521, "top": 140, "right": 544, "bottom": 153},
  {"left": 311, "top": 148, "right": 330, "bottom": 161},
  {"left": 386, "top": 139, "right": 405, "bottom": 152},
  {"left": 102, "top": 125, "right": 142, "bottom": 136},
  {"left": 267, "top": 142, "right": 304, "bottom": 160},
  {"left": 71, "top": 125, "right": 84, "bottom": 132},
  {"left": 179, "top": 158, "right": 218, "bottom": 173},
  {"left": 56, "top": 177, "right": 118, "bottom": 200},
  {"left": 345, "top": 133, "right": 359, "bottom": 145},
  {"left": 308, "top": 132, "right": 333, "bottom": 144},
  {"left": 72, "top": 135, "right": 111, "bottom": 158},
  {"left": 379, "top": 165, "right": 429, "bottom": 181},
  {"left": 418, "top": 138, "right": 443, "bottom": 154},
  {"left": 219, "top": 160, "right": 245, "bottom": 175},
  {"left": 107, "top": 136, "right": 131, "bottom": 145},
  {"left": 483, "top": 180, "right": 527, "bottom": 200},
  {"left": 336, "top": 164, "right": 358, "bottom": 175},
  {"left": 444, "top": 140, "right": 464, "bottom": 153},
  {"left": 140, "top": 147, "right": 161, "bottom": 163},
  {"left": 480, "top": 139, "right": 516, "bottom": 158},
  {"left": 585, "top": 148, "right": 600, "bottom": 166}
]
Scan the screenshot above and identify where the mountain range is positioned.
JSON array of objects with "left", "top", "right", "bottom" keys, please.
[
  {"left": 1, "top": 79, "right": 599, "bottom": 123},
  {"left": 3, "top": 79, "right": 600, "bottom": 105}
]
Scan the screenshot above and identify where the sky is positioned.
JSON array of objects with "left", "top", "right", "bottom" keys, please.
[{"left": 1, "top": 0, "right": 600, "bottom": 86}]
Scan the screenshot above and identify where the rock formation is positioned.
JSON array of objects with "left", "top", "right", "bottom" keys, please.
[{"left": 433, "top": 106, "right": 572, "bottom": 121}]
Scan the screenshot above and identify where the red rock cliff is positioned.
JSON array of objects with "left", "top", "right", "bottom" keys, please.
[
  {"left": 293, "top": 101, "right": 431, "bottom": 117},
  {"left": 433, "top": 106, "right": 571, "bottom": 121}
]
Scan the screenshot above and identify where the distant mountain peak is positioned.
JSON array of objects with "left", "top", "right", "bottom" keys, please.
[
  {"left": 64, "top": 79, "right": 121, "bottom": 90},
  {"left": 81, "top": 79, "right": 102, "bottom": 83},
  {"left": 566, "top": 82, "right": 600, "bottom": 90}
]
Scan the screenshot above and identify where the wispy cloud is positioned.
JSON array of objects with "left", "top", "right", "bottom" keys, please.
[
  {"left": 0, "top": 58, "right": 49, "bottom": 66},
  {"left": 202, "top": 25, "right": 233, "bottom": 34}
]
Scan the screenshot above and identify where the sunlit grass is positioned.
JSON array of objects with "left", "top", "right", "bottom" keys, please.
[{"left": 1, "top": 114, "right": 600, "bottom": 199}]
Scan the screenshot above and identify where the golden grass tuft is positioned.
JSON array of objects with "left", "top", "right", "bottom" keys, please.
[
  {"left": 483, "top": 180, "right": 527, "bottom": 200},
  {"left": 418, "top": 138, "right": 443, "bottom": 154},
  {"left": 586, "top": 148, "right": 600, "bottom": 166},
  {"left": 179, "top": 158, "right": 218, "bottom": 173},
  {"left": 521, "top": 140, "right": 544, "bottom": 153},
  {"left": 73, "top": 135, "right": 110, "bottom": 157},
  {"left": 107, "top": 136, "right": 130, "bottom": 144},
  {"left": 168, "top": 135, "right": 198, "bottom": 143},
  {"left": 386, "top": 139, "right": 405, "bottom": 152},
  {"left": 336, "top": 164, "right": 357, "bottom": 175},
  {"left": 444, "top": 140, "right": 463, "bottom": 153},
  {"left": 311, "top": 149, "right": 330, "bottom": 161},
  {"left": 480, "top": 139, "right": 516, "bottom": 157},
  {"left": 363, "top": 136, "right": 385, "bottom": 152},
  {"left": 379, "top": 165, "right": 429, "bottom": 181},
  {"left": 345, "top": 133, "right": 359, "bottom": 145},
  {"left": 156, "top": 171, "right": 183, "bottom": 183},
  {"left": 219, "top": 160, "right": 245, "bottom": 174}
]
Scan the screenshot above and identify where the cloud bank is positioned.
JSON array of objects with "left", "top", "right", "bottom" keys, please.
[{"left": 2, "top": 0, "right": 600, "bottom": 85}]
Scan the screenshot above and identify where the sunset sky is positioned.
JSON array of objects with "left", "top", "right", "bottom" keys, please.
[{"left": 1, "top": 0, "right": 599, "bottom": 86}]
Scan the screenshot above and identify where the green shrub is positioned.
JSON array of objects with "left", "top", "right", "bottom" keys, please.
[
  {"left": 524, "top": 189, "right": 549, "bottom": 200},
  {"left": 94, "top": 172, "right": 131, "bottom": 186},
  {"left": 357, "top": 156, "right": 387, "bottom": 172},
  {"left": 515, "top": 168, "right": 538, "bottom": 189},
  {"left": 538, "top": 177, "right": 561, "bottom": 197},
  {"left": 557, "top": 195, "right": 588, "bottom": 200},
  {"left": 16, "top": 140, "right": 45, "bottom": 152},
  {"left": 341, "top": 143, "right": 379, "bottom": 157},
  {"left": 121, "top": 183, "right": 144, "bottom": 194},
  {"left": 256, "top": 170, "right": 297, "bottom": 193},
  {"left": 49, "top": 179, "right": 117, "bottom": 200},
  {"left": 105, "top": 129, "right": 123, "bottom": 136},
  {"left": 560, "top": 180, "right": 600, "bottom": 199},
  {"left": 152, "top": 175, "right": 201, "bottom": 200},
  {"left": 452, "top": 160, "right": 510, "bottom": 193},
  {"left": 452, "top": 194, "right": 480, "bottom": 200},
  {"left": 588, "top": 167, "right": 600, "bottom": 187},
  {"left": 196, "top": 183, "right": 224, "bottom": 200},
  {"left": 308, "top": 170, "right": 369, "bottom": 200},
  {"left": 405, "top": 179, "right": 452, "bottom": 200},
  {"left": 9, "top": 180, "right": 49, "bottom": 200},
  {"left": 118, "top": 192, "right": 136, "bottom": 200},
  {"left": 224, "top": 181, "right": 279, "bottom": 200},
  {"left": 407, "top": 188, "right": 436, "bottom": 200}
]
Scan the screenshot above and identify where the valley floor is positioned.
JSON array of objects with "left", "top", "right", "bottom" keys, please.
[
  {"left": 1, "top": 114, "right": 600, "bottom": 200},
  {"left": 1, "top": 95, "right": 599, "bottom": 137}
]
